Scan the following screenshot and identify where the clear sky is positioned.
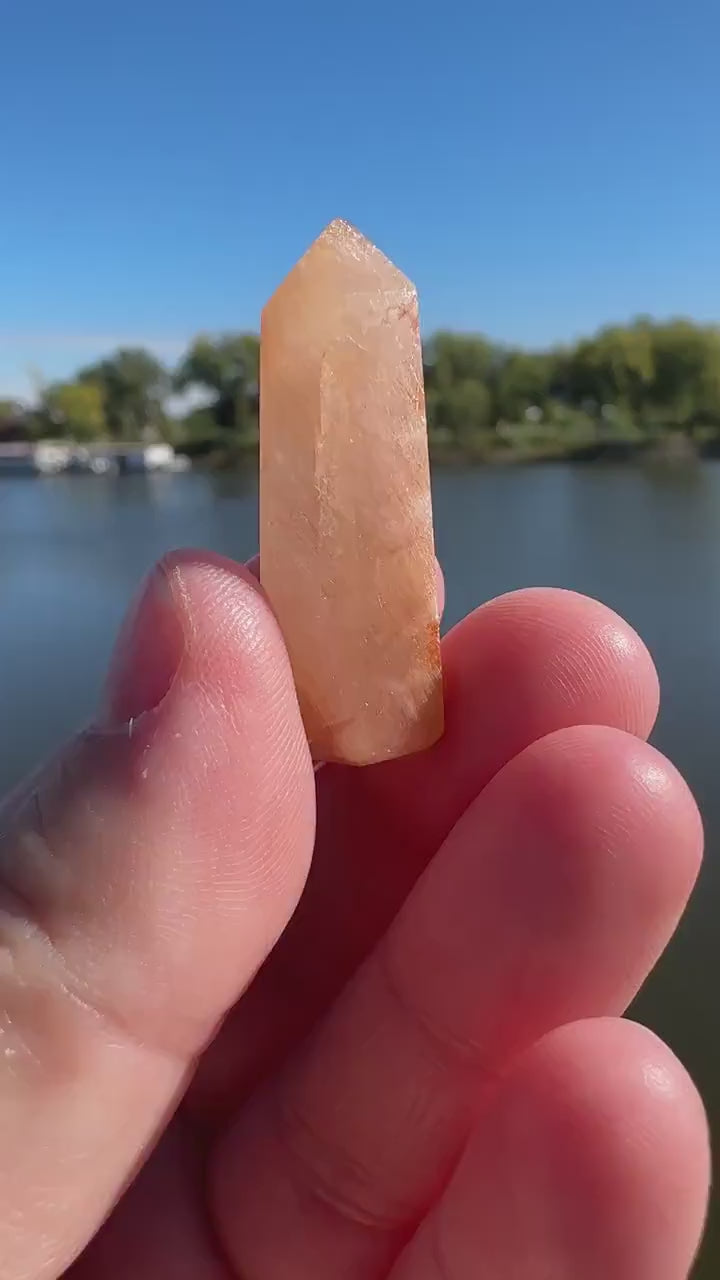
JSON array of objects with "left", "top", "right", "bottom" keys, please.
[{"left": 2, "top": 0, "right": 719, "bottom": 398}]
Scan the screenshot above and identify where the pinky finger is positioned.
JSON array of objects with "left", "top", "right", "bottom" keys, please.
[{"left": 391, "top": 1019, "right": 709, "bottom": 1280}]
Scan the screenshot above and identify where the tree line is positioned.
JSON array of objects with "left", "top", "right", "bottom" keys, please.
[{"left": 2, "top": 318, "right": 720, "bottom": 463}]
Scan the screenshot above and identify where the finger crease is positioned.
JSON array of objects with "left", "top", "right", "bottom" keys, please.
[
  {"left": 275, "top": 1089, "right": 405, "bottom": 1233},
  {"left": 377, "top": 942, "right": 498, "bottom": 1078}
]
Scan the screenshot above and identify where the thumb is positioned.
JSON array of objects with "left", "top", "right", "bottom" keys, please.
[{"left": 0, "top": 550, "right": 315, "bottom": 1279}]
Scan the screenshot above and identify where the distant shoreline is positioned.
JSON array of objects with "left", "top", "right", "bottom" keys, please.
[
  {"left": 0, "top": 426, "right": 711, "bottom": 479},
  {"left": 6, "top": 320, "right": 720, "bottom": 473},
  {"left": 190, "top": 429, "right": 706, "bottom": 472},
  {"left": 427, "top": 433, "right": 704, "bottom": 468}
]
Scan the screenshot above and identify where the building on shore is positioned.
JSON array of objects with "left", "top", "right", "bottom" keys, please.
[{"left": 0, "top": 441, "right": 190, "bottom": 476}]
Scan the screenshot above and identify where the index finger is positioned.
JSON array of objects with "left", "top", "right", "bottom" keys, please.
[{"left": 190, "top": 585, "right": 660, "bottom": 1115}]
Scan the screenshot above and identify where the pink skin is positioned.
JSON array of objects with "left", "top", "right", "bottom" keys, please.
[{"left": 0, "top": 550, "right": 707, "bottom": 1280}]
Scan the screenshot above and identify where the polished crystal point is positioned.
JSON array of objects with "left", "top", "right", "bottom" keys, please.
[{"left": 259, "top": 219, "right": 443, "bottom": 765}]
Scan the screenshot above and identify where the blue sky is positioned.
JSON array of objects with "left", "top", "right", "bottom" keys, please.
[{"left": 2, "top": 0, "right": 719, "bottom": 398}]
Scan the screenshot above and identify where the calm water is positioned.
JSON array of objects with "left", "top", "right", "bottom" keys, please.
[{"left": 1, "top": 463, "right": 718, "bottom": 1273}]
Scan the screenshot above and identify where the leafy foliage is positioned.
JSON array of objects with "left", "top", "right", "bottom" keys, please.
[
  {"left": 41, "top": 381, "right": 106, "bottom": 441},
  {"left": 5, "top": 318, "right": 720, "bottom": 461},
  {"left": 77, "top": 349, "right": 169, "bottom": 440},
  {"left": 175, "top": 334, "right": 259, "bottom": 438},
  {"left": 0, "top": 399, "right": 26, "bottom": 440}
]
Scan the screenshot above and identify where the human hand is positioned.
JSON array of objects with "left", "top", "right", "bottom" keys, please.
[{"left": 0, "top": 550, "right": 708, "bottom": 1279}]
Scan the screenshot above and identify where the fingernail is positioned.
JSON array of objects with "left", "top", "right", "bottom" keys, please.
[{"left": 99, "top": 563, "right": 185, "bottom": 728}]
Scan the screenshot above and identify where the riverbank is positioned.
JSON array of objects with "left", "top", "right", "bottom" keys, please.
[
  {"left": 0, "top": 440, "right": 191, "bottom": 477},
  {"left": 4, "top": 424, "right": 711, "bottom": 477},
  {"left": 428, "top": 431, "right": 704, "bottom": 467},
  {"left": 183, "top": 425, "right": 708, "bottom": 471}
]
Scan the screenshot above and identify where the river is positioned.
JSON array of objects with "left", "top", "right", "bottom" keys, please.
[{"left": 1, "top": 462, "right": 718, "bottom": 1273}]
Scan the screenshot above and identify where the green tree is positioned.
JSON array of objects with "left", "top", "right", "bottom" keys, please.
[
  {"left": 647, "top": 321, "right": 720, "bottom": 428},
  {"left": 426, "top": 379, "right": 493, "bottom": 452},
  {"left": 174, "top": 334, "right": 259, "bottom": 439},
  {"left": 423, "top": 333, "right": 496, "bottom": 451},
  {"left": 0, "top": 399, "right": 29, "bottom": 440},
  {"left": 79, "top": 348, "right": 169, "bottom": 440},
  {"left": 42, "top": 381, "right": 106, "bottom": 441},
  {"left": 11, "top": 314, "right": 720, "bottom": 467},
  {"left": 424, "top": 332, "right": 496, "bottom": 391},
  {"left": 495, "top": 352, "right": 556, "bottom": 420},
  {"left": 562, "top": 321, "right": 655, "bottom": 417}
]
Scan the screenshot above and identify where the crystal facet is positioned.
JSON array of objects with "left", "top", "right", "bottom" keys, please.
[{"left": 260, "top": 219, "right": 443, "bottom": 765}]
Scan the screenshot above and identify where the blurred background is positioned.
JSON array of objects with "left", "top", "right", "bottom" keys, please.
[{"left": 2, "top": 0, "right": 719, "bottom": 1272}]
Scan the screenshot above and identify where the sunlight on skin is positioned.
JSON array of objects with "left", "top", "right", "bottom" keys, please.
[{"left": 0, "top": 550, "right": 704, "bottom": 1280}]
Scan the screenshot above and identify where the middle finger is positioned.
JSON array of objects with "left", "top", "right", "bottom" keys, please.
[{"left": 211, "top": 724, "right": 701, "bottom": 1279}]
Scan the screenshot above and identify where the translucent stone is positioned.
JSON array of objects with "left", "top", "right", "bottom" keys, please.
[{"left": 260, "top": 219, "right": 443, "bottom": 765}]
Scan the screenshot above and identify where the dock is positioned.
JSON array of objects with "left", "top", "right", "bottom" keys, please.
[{"left": 0, "top": 441, "right": 190, "bottom": 476}]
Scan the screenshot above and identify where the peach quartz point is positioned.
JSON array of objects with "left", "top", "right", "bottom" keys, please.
[{"left": 259, "top": 218, "right": 444, "bottom": 766}]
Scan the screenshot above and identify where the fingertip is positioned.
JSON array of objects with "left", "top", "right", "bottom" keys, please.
[
  {"left": 510, "top": 1018, "right": 711, "bottom": 1267},
  {"left": 516, "top": 724, "right": 704, "bottom": 916},
  {"left": 389, "top": 723, "right": 704, "bottom": 1077},
  {"left": 526, "top": 1016, "right": 709, "bottom": 1156},
  {"left": 100, "top": 560, "right": 186, "bottom": 728},
  {"left": 158, "top": 547, "right": 317, "bottom": 917},
  {"left": 446, "top": 586, "right": 661, "bottom": 742},
  {"left": 498, "top": 725, "right": 703, "bottom": 999},
  {"left": 163, "top": 547, "right": 299, "bottom": 704},
  {"left": 374, "top": 587, "right": 664, "bottom": 860},
  {"left": 414, "top": 1018, "right": 709, "bottom": 1280}
]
